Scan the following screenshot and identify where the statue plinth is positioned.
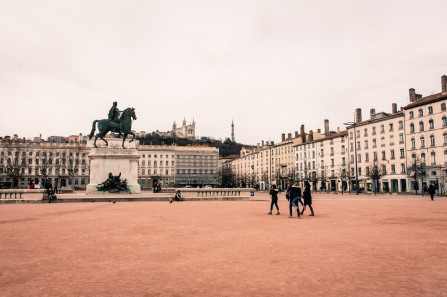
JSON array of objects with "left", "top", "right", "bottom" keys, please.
[{"left": 86, "top": 138, "right": 141, "bottom": 194}]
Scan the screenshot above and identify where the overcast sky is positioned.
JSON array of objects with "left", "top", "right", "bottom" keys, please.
[{"left": 1, "top": 0, "right": 446, "bottom": 145}]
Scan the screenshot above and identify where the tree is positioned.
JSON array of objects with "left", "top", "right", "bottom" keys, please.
[
  {"left": 223, "top": 137, "right": 232, "bottom": 144},
  {"left": 286, "top": 167, "right": 296, "bottom": 187},
  {"left": 407, "top": 154, "right": 425, "bottom": 195},
  {"left": 319, "top": 168, "right": 328, "bottom": 192},
  {"left": 38, "top": 152, "right": 54, "bottom": 181},
  {"left": 261, "top": 171, "right": 269, "bottom": 189},
  {"left": 367, "top": 160, "right": 385, "bottom": 195},
  {"left": 339, "top": 168, "right": 348, "bottom": 194},
  {"left": 0, "top": 144, "right": 27, "bottom": 188},
  {"left": 65, "top": 146, "right": 82, "bottom": 189},
  {"left": 310, "top": 171, "right": 319, "bottom": 192}
]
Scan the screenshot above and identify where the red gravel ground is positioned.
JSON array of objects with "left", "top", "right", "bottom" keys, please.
[{"left": 1, "top": 194, "right": 446, "bottom": 296}]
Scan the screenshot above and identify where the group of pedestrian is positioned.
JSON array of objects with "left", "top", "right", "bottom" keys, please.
[
  {"left": 268, "top": 181, "right": 314, "bottom": 219},
  {"left": 153, "top": 183, "right": 162, "bottom": 193}
]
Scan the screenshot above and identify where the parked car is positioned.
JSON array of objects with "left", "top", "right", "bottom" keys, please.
[{"left": 204, "top": 185, "right": 212, "bottom": 188}]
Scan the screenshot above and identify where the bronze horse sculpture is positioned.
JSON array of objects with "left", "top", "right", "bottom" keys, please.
[{"left": 89, "top": 107, "right": 137, "bottom": 148}]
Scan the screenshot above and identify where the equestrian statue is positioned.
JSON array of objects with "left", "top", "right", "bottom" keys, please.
[{"left": 89, "top": 101, "right": 137, "bottom": 149}]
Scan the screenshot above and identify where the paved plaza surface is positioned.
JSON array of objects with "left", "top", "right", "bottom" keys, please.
[{"left": 1, "top": 193, "right": 446, "bottom": 296}]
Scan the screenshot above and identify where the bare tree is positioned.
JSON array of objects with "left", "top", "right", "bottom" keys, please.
[
  {"left": 261, "top": 171, "right": 269, "bottom": 190},
  {"left": 339, "top": 167, "right": 348, "bottom": 194},
  {"left": 286, "top": 167, "right": 296, "bottom": 187},
  {"left": 407, "top": 154, "right": 425, "bottom": 195},
  {"left": 38, "top": 152, "right": 54, "bottom": 181},
  {"left": 366, "top": 160, "right": 385, "bottom": 195},
  {"left": 0, "top": 143, "right": 27, "bottom": 188},
  {"left": 310, "top": 171, "right": 319, "bottom": 192},
  {"left": 319, "top": 167, "right": 328, "bottom": 192},
  {"left": 64, "top": 146, "right": 82, "bottom": 189}
]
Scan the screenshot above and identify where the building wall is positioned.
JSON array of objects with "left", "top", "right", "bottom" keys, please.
[
  {"left": 0, "top": 141, "right": 219, "bottom": 189},
  {"left": 0, "top": 142, "right": 89, "bottom": 189},
  {"left": 174, "top": 146, "right": 218, "bottom": 186},
  {"left": 404, "top": 94, "right": 447, "bottom": 193},
  {"left": 346, "top": 111, "right": 408, "bottom": 193}
]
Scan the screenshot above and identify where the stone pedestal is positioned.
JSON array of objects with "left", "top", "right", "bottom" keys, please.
[{"left": 86, "top": 138, "right": 141, "bottom": 194}]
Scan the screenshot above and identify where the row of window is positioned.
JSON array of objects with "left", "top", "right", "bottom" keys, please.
[
  {"left": 140, "top": 169, "right": 215, "bottom": 175},
  {"left": 409, "top": 103, "right": 446, "bottom": 119},
  {"left": 410, "top": 134, "right": 446, "bottom": 149},
  {"left": 129, "top": 153, "right": 217, "bottom": 159},
  {"left": 0, "top": 151, "right": 85, "bottom": 157},
  {"left": 0, "top": 177, "right": 87, "bottom": 186},
  {"left": 350, "top": 164, "right": 406, "bottom": 176},
  {"left": 0, "top": 167, "right": 87, "bottom": 175},
  {"left": 409, "top": 117, "right": 447, "bottom": 133},
  {"left": 350, "top": 149, "right": 405, "bottom": 163}
]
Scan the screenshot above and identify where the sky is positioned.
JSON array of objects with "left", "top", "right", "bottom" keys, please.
[{"left": 1, "top": 0, "right": 446, "bottom": 145}]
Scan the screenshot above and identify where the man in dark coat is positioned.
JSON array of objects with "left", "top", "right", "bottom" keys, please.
[{"left": 428, "top": 184, "right": 436, "bottom": 201}]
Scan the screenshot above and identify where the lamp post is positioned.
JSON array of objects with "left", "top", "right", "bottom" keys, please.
[
  {"left": 251, "top": 164, "right": 254, "bottom": 188},
  {"left": 344, "top": 119, "right": 359, "bottom": 195}
]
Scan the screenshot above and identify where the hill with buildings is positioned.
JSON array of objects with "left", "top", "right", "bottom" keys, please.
[{"left": 137, "top": 133, "right": 249, "bottom": 157}]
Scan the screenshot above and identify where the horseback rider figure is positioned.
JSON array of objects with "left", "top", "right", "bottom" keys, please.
[
  {"left": 89, "top": 102, "right": 137, "bottom": 148},
  {"left": 108, "top": 101, "right": 123, "bottom": 135}
]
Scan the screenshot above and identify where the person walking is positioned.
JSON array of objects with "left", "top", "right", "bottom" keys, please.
[
  {"left": 268, "top": 185, "right": 280, "bottom": 215},
  {"left": 301, "top": 181, "right": 314, "bottom": 216},
  {"left": 289, "top": 183, "right": 303, "bottom": 219},
  {"left": 428, "top": 184, "right": 436, "bottom": 201}
]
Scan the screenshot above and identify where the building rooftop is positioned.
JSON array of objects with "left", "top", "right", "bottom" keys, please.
[{"left": 403, "top": 92, "right": 447, "bottom": 110}]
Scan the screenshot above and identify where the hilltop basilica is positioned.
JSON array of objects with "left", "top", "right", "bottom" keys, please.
[{"left": 156, "top": 118, "right": 196, "bottom": 140}]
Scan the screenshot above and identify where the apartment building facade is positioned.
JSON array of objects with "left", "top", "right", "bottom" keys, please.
[
  {"left": 0, "top": 141, "right": 90, "bottom": 189},
  {"left": 346, "top": 106, "right": 408, "bottom": 193},
  {"left": 403, "top": 76, "right": 447, "bottom": 193},
  {"left": 0, "top": 140, "right": 219, "bottom": 189}
]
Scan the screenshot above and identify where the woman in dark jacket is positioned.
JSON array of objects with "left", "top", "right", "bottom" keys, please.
[
  {"left": 268, "top": 185, "right": 280, "bottom": 215},
  {"left": 301, "top": 181, "right": 314, "bottom": 216}
]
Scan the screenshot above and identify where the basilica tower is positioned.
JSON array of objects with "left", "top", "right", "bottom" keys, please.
[{"left": 231, "top": 119, "right": 235, "bottom": 142}]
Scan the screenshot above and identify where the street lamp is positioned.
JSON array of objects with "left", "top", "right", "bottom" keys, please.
[
  {"left": 251, "top": 165, "right": 254, "bottom": 188},
  {"left": 344, "top": 119, "right": 359, "bottom": 195}
]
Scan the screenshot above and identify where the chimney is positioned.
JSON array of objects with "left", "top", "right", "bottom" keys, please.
[
  {"left": 317, "top": 128, "right": 321, "bottom": 134},
  {"left": 400, "top": 107, "right": 403, "bottom": 112},
  {"left": 370, "top": 108, "right": 375, "bottom": 119},
  {"left": 262, "top": 140, "right": 265, "bottom": 146},
  {"left": 392, "top": 103, "right": 397, "bottom": 114},
  {"left": 355, "top": 108, "right": 362, "bottom": 123},
  {"left": 409, "top": 88, "right": 416, "bottom": 102},
  {"left": 442, "top": 75, "right": 447, "bottom": 93},
  {"left": 295, "top": 131, "right": 299, "bottom": 138},
  {"left": 271, "top": 141, "right": 274, "bottom": 146},
  {"left": 324, "top": 119, "right": 329, "bottom": 136},
  {"left": 416, "top": 93, "right": 422, "bottom": 101},
  {"left": 337, "top": 127, "right": 340, "bottom": 133},
  {"left": 309, "top": 130, "right": 314, "bottom": 142},
  {"left": 257, "top": 143, "right": 260, "bottom": 149},
  {"left": 288, "top": 133, "right": 292, "bottom": 140},
  {"left": 281, "top": 133, "right": 285, "bottom": 142},
  {"left": 300, "top": 125, "right": 306, "bottom": 143}
]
